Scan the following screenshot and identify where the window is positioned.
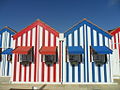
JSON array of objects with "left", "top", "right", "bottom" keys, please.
[
  {"left": 45, "top": 55, "right": 56, "bottom": 65},
  {"left": 7, "top": 55, "right": 12, "bottom": 62},
  {"left": 69, "top": 54, "right": 82, "bottom": 65},
  {"left": 93, "top": 52, "right": 106, "bottom": 66},
  {"left": 19, "top": 50, "right": 33, "bottom": 65}
]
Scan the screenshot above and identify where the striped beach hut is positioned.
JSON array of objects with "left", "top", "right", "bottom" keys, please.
[
  {"left": 109, "top": 27, "right": 120, "bottom": 78},
  {"left": 62, "top": 18, "right": 113, "bottom": 83},
  {"left": 0, "top": 26, "right": 16, "bottom": 76},
  {"left": 12, "top": 19, "right": 62, "bottom": 83}
]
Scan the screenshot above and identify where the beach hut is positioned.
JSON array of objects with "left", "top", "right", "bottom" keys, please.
[
  {"left": 12, "top": 19, "right": 62, "bottom": 83},
  {"left": 0, "top": 26, "right": 16, "bottom": 77},
  {"left": 62, "top": 18, "right": 113, "bottom": 83},
  {"left": 109, "top": 27, "right": 120, "bottom": 78}
]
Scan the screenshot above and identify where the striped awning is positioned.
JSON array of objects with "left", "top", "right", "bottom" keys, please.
[
  {"left": 1, "top": 48, "right": 13, "bottom": 55},
  {"left": 92, "top": 46, "right": 112, "bottom": 54},
  {"left": 39, "top": 46, "right": 57, "bottom": 55},
  {"left": 68, "top": 46, "right": 84, "bottom": 54},
  {"left": 12, "top": 46, "right": 33, "bottom": 54}
]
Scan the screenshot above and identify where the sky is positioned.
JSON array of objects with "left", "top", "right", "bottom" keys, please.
[{"left": 0, "top": 0, "right": 120, "bottom": 32}]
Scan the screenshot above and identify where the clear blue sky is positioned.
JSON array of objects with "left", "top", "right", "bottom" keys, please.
[{"left": 0, "top": 0, "right": 120, "bottom": 32}]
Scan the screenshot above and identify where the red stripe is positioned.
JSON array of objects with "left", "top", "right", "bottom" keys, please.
[
  {"left": 34, "top": 26, "right": 38, "bottom": 82},
  {"left": 53, "top": 36, "right": 56, "bottom": 82},
  {"left": 59, "top": 41, "right": 61, "bottom": 82},
  {"left": 41, "top": 28, "right": 45, "bottom": 82},
  {"left": 118, "top": 33, "right": 120, "bottom": 59},
  {"left": 114, "top": 35, "right": 117, "bottom": 49},
  {"left": 13, "top": 39, "right": 18, "bottom": 81},
  {"left": 19, "top": 35, "right": 23, "bottom": 82},
  {"left": 47, "top": 32, "right": 51, "bottom": 82},
  {"left": 24, "top": 32, "right": 28, "bottom": 82},
  {"left": 29, "top": 30, "right": 33, "bottom": 82}
]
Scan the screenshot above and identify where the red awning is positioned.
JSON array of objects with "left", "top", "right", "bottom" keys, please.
[
  {"left": 39, "top": 46, "right": 57, "bottom": 55},
  {"left": 12, "top": 46, "right": 33, "bottom": 54}
]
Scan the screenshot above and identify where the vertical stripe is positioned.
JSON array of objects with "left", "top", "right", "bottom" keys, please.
[
  {"left": 41, "top": 28, "right": 45, "bottom": 82},
  {"left": 29, "top": 30, "right": 33, "bottom": 82},
  {"left": 97, "top": 32, "right": 101, "bottom": 82},
  {"left": 47, "top": 32, "right": 51, "bottom": 82},
  {"left": 78, "top": 28, "right": 81, "bottom": 82},
  {"left": 53, "top": 35, "right": 56, "bottom": 82},
  {"left": 13, "top": 38, "right": 18, "bottom": 81}
]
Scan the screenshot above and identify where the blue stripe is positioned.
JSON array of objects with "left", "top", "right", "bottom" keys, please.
[
  {"left": 66, "top": 36, "right": 69, "bottom": 82},
  {"left": 83, "top": 25, "right": 86, "bottom": 82},
  {"left": 78, "top": 63, "right": 81, "bottom": 82},
  {"left": 77, "top": 28, "right": 81, "bottom": 82},
  {"left": 66, "top": 62, "right": 69, "bottom": 82},
  {"left": 0, "top": 28, "right": 15, "bottom": 34},
  {"left": 104, "top": 64, "right": 107, "bottom": 82},
  {"left": 7, "top": 61, "right": 9, "bottom": 76},
  {"left": 85, "top": 25, "right": 89, "bottom": 82},
  {"left": 91, "top": 28, "right": 95, "bottom": 82},
  {"left": 72, "top": 32, "right": 75, "bottom": 82},
  {"left": 97, "top": 32, "right": 101, "bottom": 82},
  {"left": 72, "top": 65, "right": 75, "bottom": 82},
  {"left": 103, "top": 36, "right": 107, "bottom": 82}
]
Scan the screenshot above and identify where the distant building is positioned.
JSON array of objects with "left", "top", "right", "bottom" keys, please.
[
  {"left": 110, "top": 27, "right": 120, "bottom": 78},
  {"left": 0, "top": 26, "right": 16, "bottom": 76}
]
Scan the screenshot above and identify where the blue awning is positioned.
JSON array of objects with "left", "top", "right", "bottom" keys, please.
[
  {"left": 92, "top": 46, "right": 112, "bottom": 54},
  {"left": 68, "top": 46, "right": 84, "bottom": 54},
  {"left": 1, "top": 48, "right": 13, "bottom": 55}
]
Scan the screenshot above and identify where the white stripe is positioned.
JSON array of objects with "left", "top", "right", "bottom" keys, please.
[
  {"left": 39, "top": 26, "right": 43, "bottom": 82},
  {"left": 74, "top": 30, "right": 78, "bottom": 46},
  {"left": 87, "top": 26, "right": 92, "bottom": 82},
  {"left": 21, "top": 33, "right": 26, "bottom": 82},
  {"left": 68, "top": 34, "right": 72, "bottom": 46},
  {"left": 31, "top": 27, "right": 36, "bottom": 82},
  {"left": 93, "top": 30, "right": 98, "bottom": 82},
  {"left": 80, "top": 26, "right": 84, "bottom": 82}
]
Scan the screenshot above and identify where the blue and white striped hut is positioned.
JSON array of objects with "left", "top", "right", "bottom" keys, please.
[
  {"left": 0, "top": 26, "right": 16, "bottom": 76},
  {"left": 62, "top": 18, "right": 113, "bottom": 83}
]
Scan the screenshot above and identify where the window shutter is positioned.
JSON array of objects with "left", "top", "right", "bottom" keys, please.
[
  {"left": 90, "top": 46, "right": 92, "bottom": 62},
  {"left": 7, "top": 55, "right": 12, "bottom": 62}
]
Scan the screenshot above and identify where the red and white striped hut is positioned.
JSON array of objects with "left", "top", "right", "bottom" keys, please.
[
  {"left": 12, "top": 19, "right": 62, "bottom": 83},
  {"left": 109, "top": 27, "right": 120, "bottom": 78}
]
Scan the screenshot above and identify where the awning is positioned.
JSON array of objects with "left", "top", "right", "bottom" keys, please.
[
  {"left": 12, "top": 46, "right": 33, "bottom": 54},
  {"left": 39, "top": 46, "right": 57, "bottom": 55},
  {"left": 1, "top": 48, "right": 13, "bottom": 55},
  {"left": 68, "top": 46, "right": 84, "bottom": 54},
  {"left": 92, "top": 46, "right": 113, "bottom": 54}
]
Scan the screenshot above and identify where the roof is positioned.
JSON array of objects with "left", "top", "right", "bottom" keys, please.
[
  {"left": 110, "top": 27, "right": 120, "bottom": 35},
  {"left": 64, "top": 18, "right": 112, "bottom": 39},
  {"left": 0, "top": 26, "right": 17, "bottom": 34},
  {"left": 13, "top": 19, "right": 59, "bottom": 39}
]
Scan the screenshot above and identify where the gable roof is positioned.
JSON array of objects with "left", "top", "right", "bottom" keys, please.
[
  {"left": 0, "top": 26, "right": 17, "bottom": 34},
  {"left": 13, "top": 19, "right": 59, "bottom": 39},
  {"left": 110, "top": 27, "right": 120, "bottom": 35},
  {"left": 64, "top": 18, "right": 112, "bottom": 39}
]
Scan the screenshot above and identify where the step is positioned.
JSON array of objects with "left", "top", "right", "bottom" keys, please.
[{"left": 0, "top": 77, "right": 11, "bottom": 84}]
